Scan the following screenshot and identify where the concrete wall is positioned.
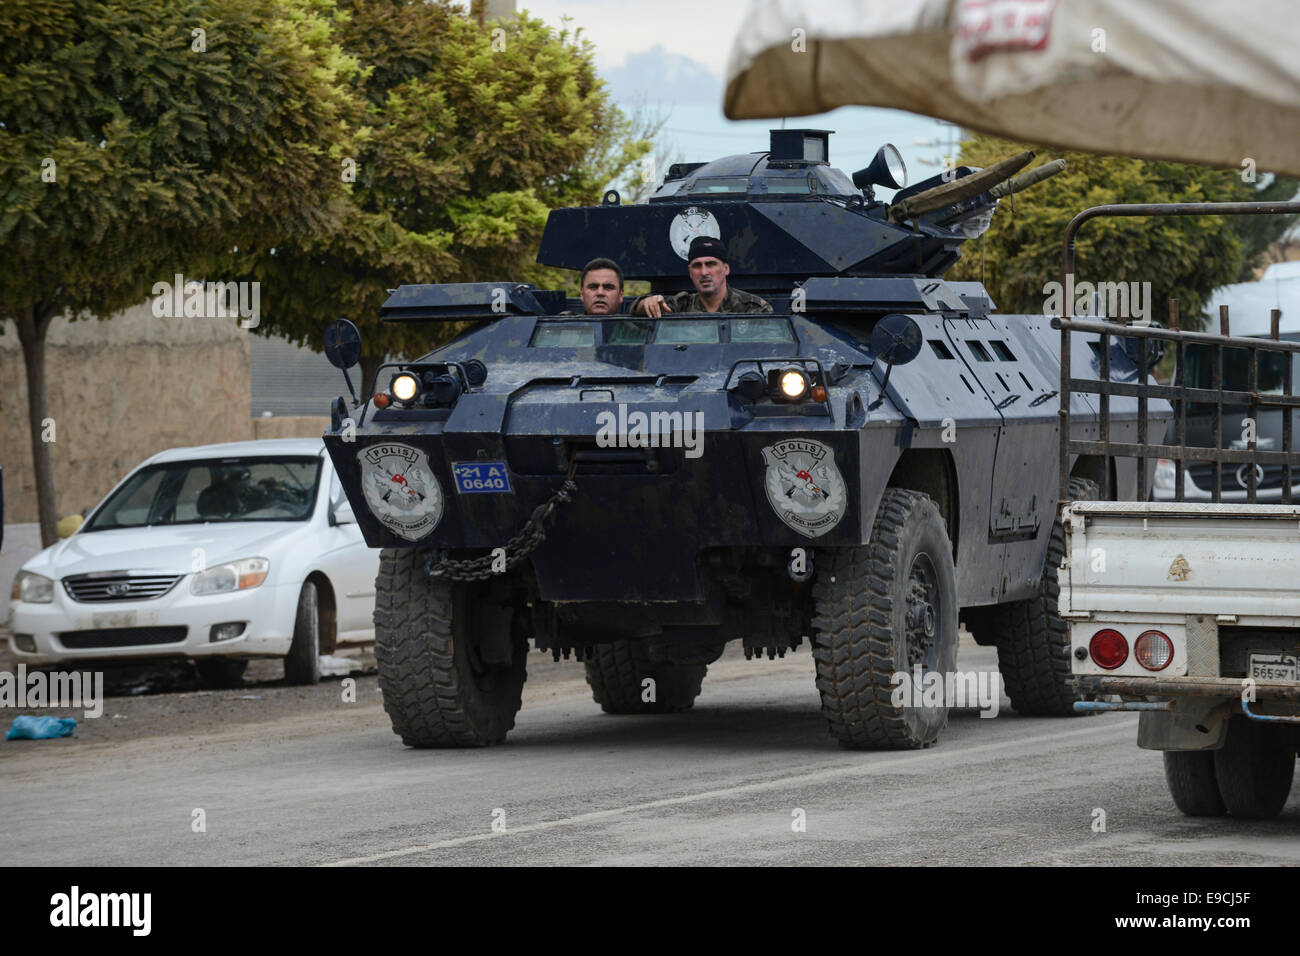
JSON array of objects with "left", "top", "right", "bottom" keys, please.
[
  {"left": 1, "top": 523, "right": 42, "bottom": 599},
  {"left": 1, "top": 303, "right": 253, "bottom": 523}
]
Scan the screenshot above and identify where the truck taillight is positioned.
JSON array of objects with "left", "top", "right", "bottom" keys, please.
[
  {"left": 1089, "top": 629, "right": 1129, "bottom": 669},
  {"left": 1134, "top": 630, "right": 1173, "bottom": 671}
]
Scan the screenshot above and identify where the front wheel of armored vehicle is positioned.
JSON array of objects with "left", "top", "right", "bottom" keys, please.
[
  {"left": 584, "top": 641, "right": 707, "bottom": 714},
  {"left": 373, "top": 549, "right": 527, "bottom": 747},
  {"left": 1163, "top": 751, "right": 1227, "bottom": 817},
  {"left": 989, "top": 477, "right": 1098, "bottom": 717},
  {"left": 1213, "top": 716, "right": 1296, "bottom": 819},
  {"left": 811, "top": 489, "right": 958, "bottom": 750}
]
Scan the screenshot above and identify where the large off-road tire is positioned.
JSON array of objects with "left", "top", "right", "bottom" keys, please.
[
  {"left": 194, "top": 658, "right": 247, "bottom": 688},
  {"left": 811, "top": 489, "right": 958, "bottom": 750},
  {"left": 1213, "top": 716, "right": 1296, "bottom": 819},
  {"left": 1163, "top": 751, "right": 1228, "bottom": 817},
  {"left": 283, "top": 581, "right": 321, "bottom": 685},
  {"left": 992, "top": 476, "right": 1098, "bottom": 717},
  {"left": 584, "top": 641, "right": 706, "bottom": 714},
  {"left": 373, "top": 548, "right": 527, "bottom": 747}
]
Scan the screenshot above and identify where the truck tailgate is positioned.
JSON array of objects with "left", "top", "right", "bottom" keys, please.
[{"left": 1061, "top": 501, "right": 1300, "bottom": 621}]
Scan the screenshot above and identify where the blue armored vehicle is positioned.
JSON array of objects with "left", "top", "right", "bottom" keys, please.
[{"left": 322, "top": 129, "right": 1159, "bottom": 749}]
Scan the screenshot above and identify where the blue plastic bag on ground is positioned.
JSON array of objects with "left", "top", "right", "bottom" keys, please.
[{"left": 6, "top": 715, "right": 77, "bottom": 740}]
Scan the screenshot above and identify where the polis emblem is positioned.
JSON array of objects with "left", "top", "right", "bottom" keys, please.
[
  {"left": 762, "top": 439, "right": 848, "bottom": 538},
  {"left": 358, "top": 443, "right": 444, "bottom": 541}
]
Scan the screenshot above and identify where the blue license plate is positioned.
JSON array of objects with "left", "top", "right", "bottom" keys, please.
[{"left": 451, "top": 461, "right": 513, "bottom": 494}]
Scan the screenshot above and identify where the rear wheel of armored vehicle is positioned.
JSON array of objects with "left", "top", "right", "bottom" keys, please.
[
  {"left": 584, "top": 641, "right": 706, "bottom": 714},
  {"left": 811, "top": 489, "right": 958, "bottom": 750},
  {"left": 373, "top": 549, "right": 527, "bottom": 747},
  {"left": 283, "top": 580, "right": 321, "bottom": 685},
  {"left": 1163, "top": 751, "right": 1228, "bottom": 817},
  {"left": 1213, "top": 716, "right": 1296, "bottom": 819},
  {"left": 991, "top": 476, "right": 1098, "bottom": 717}
]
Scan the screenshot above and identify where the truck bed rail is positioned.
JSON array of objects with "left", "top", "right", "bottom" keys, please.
[{"left": 1054, "top": 201, "right": 1300, "bottom": 504}]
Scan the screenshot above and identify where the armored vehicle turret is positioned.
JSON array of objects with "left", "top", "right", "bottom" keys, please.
[{"left": 323, "top": 129, "right": 1162, "bottom": 749}]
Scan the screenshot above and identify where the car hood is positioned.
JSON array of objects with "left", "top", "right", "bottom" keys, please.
[{"left": 20, "top": 522, "right": 310, "bottom": 579}]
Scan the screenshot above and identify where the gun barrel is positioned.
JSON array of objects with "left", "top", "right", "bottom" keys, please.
[
  {"left": 988, "top": 159, "right": 1067, "bottom": 199},
  {"left": 888, "top": 151, "right": 1034, "bottom": 223}
]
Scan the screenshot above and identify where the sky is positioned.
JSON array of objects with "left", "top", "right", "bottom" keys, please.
[{"left": 519, "top": 0, "right": 957, "bottom": 193}]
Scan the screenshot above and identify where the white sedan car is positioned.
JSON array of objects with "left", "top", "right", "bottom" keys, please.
[{"left": 7, "top": 438, "right": 379, "bottom": 685}]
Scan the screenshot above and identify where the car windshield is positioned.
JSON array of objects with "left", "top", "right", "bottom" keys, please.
[
  {"left": 84, "top": 456, "right": 322, "bottom": 530},
  {"left": 1186, "top": 344, "right": 1293, "bottom": 396}
]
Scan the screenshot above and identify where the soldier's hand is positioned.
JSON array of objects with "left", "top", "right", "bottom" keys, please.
[{"left": 638, "top": 294, "right": 670, "bottom": 318}]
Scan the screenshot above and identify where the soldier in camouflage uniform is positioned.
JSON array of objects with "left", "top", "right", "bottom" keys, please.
[{"left": 632, "top": 236, "right": 772, "bottom": 317}]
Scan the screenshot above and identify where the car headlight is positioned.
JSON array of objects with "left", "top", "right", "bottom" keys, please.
[
  {"left": 11, "top": 571, "right": 54, "bottom": 604},
  {"left": 1154, "top": 458, "right": 1176, "bottom": 491},
  {"left": 190, "top": 557, "right": 270, "bottom": 596}
]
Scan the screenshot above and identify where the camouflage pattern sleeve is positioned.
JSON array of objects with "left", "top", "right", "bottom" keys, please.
[{"left": 729, "top": 288, "right": 774, "bottom": 313}]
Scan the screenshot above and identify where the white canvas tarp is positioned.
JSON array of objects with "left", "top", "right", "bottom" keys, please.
[{"left": 724, "top": 0, "right": 1300, "bottom": 176}]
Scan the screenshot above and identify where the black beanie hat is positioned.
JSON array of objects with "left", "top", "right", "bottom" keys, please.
[{"left": 687, "top": 235, "right": 727, "bottom": 264}]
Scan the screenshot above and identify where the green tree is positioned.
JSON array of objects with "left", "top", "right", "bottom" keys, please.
[
  {"left": 0, "top": 0, "right": 359, "bottom": 545},
  {"left": 232, "top": 0, "right": 651, "bottom": 394},
  {"left": 948, "top": 134, "right": 1298, "bottom": 326}
]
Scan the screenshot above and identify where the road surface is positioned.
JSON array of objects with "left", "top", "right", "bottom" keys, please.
[{"left": 1, "top": 637, "right": 1297, "bottom": 866}]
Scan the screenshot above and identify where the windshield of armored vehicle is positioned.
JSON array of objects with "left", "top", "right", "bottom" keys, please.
[
  {"left": 84, "top": 457, "right": 322, "bottom": 530},
  {"left": 528, "top": 317, "right": 795, "bottom": 347},
  {"left": 530, "top": 324, "right": 597, "bottom": 347}
]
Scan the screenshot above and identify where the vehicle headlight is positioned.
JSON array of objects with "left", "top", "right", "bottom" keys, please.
[
  {"left": 11, "top": 571, "right": 54, "bottom": 604},
  {"left": 778, "top": 368, "right": 809, "bottom": 400},
  {"left": 1154, "top": 458, "right": 1176, "bottom": 491},
  {"left": 390, "top": 372, "right": 420, "bottom": 404},
  {"left": 190, "top": 557, "right": 270, "bottom": 596}
]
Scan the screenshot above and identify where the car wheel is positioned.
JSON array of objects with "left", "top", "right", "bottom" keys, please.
[
  {"left": 811, "top": 488, "right": 958, "bottom": 750},
  {"left": 1213, "top": 716, "right": 1296, "bottom": 819},
  {"left": 1163, "top": 750, "right": 1227, "bottom": 817},
  {"left": 194, "top": 658, "right": 248, "bottom": 689},
  {"left": 284, "top": 580, "right": 321, "bottom": 685}
]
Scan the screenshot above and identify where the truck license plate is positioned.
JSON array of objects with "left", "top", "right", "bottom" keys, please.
[
  {"left": 451, "top": 461, "right": 512, "bottom": 494},
  {"left": 1249, "top": 653, "right": 1298, "bottom": 682}
]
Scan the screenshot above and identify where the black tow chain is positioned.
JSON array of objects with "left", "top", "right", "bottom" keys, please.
[{"left": 424, "top": 460, "right": 579, "bottom": 582}]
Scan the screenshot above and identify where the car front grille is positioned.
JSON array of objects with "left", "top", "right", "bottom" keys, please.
[
  {"left": 1187, "top": 462, "right": 1296, "bottom": 493},
  {"left": 62, "top": 572, "right": 184, "bottom": 603},
  {"left": 57, "top": 627, "right": 188, "bottom": 649}
]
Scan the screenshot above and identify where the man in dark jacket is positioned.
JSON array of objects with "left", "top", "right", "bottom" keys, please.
[{"left": 632, "top": 237, "right": 772, "bottom": 317}]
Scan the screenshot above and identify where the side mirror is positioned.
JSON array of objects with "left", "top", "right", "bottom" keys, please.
[
  {"left": 57, "top": 514, "right": 84, "bottom": 538},
  {"left": 324, "top": 319, "right": 363, "bottom": 406},
  {"left": 330, "top": 502, "right": 356, "bottom": 526},
  {"left": 1123, "top": 330, "right": 1165, "bottom": 374},
  {"left": 324, "top": 319, "right": 362, "bottom": 370},
  {"left": 868, "top": 313, "right": 924, "bottom": 411},
  {"left": 870, "top": 313, "right": 924, "bottom": 367}
]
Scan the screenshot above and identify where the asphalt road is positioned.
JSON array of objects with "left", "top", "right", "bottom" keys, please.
[{"left": 2, "top": 636, "right": 1298, "bottom": 866}]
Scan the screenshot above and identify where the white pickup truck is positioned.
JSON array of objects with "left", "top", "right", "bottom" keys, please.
[
  {"left": 1054, "top": 200, "right": 1300, "bottom": 819},
  {"left": 1062, "top": 500, "right": 1300, "bottom": 818}
]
